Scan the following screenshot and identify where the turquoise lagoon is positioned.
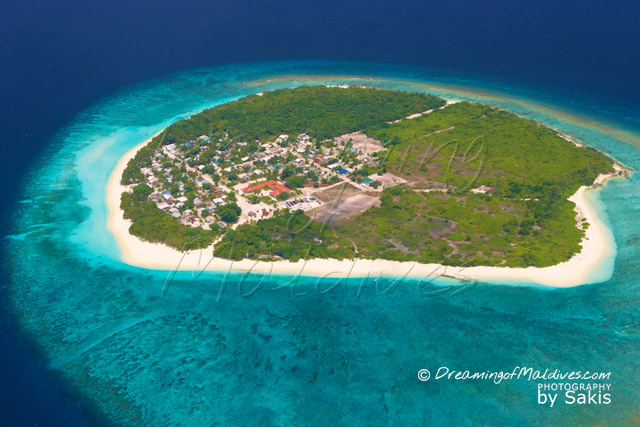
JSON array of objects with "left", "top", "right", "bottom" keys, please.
[{"left": 5, "top": 62, "right": 640, "bottom": 425}]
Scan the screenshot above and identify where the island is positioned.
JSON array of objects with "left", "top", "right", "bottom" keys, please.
[{"left": 108, "top": 85, "right": 626, "bottom": 286}]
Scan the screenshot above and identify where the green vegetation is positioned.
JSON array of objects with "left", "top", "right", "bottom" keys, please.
[
  {"left": 217, "top": 186, "right": 585, "bottom": 267},
  {"left": 214, "top": 210, "right": 355, "bottom": 262},
  {"left": 118, "top": 85, "right": 616, "bottom": 267},
  {"left": 366, "top": 102, "right": 613, "bottom": 198},
  {"left": 334, "top": 188, "right": 583, "bottom": 267}
]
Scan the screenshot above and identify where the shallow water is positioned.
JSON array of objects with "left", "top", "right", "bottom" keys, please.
[{"left": 5, "top": 62, "right": 640, "bottom": 425}]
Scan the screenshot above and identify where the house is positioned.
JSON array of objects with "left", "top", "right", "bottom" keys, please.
[{"left": 339, "top": 169, "right": 349, "bottom": 174}]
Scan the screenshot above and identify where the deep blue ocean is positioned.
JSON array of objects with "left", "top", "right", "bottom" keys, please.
[{"left": 1, "top": 2, "right": 640, "bottom": 426}]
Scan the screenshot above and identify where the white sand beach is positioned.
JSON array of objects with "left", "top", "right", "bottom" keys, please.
[{"left": 107, "top": 137, "right": 624, "bottom": 288}]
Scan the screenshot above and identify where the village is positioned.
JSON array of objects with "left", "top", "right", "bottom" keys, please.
[{"left": 131, "top": 130, "right": 407, "bottom": 230}]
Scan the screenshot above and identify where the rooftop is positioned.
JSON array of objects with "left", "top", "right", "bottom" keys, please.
[{"left": 243, "top": 180, "right": 292, "bottom": 198}]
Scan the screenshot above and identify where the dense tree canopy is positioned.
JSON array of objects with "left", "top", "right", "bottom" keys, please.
[
  {"left": 147, "top": 86, "right": 446, "bottom": 146},
  {"left": 217, "top": 202, "right": 241, "bottom": 224}
]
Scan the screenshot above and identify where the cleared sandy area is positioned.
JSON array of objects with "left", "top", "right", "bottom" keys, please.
[
  {"left": 107, "top": 136, "right": 624, "bottom": 288},
  {"left": 309, "top": 193, "right": 381, "bottom": 225},
  {"left": 335, "top": 132, "right": 384, "bottom": 154}
]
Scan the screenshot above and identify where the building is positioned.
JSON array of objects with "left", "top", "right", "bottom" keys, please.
[{"left": 242, "top": 180, "right": 291, "bottom": 198}]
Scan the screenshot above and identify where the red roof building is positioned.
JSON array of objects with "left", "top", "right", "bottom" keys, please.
[{"left": 243, "top": 180, "right": 291, "bottom": 198}]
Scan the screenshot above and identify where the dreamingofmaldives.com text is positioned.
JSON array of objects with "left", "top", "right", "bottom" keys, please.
[{"left": 424, "top": 366, "right": 611, "bottom": 384}]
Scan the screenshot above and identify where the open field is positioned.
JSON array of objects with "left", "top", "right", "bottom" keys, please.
[{"left": 310, "top": 192, "right": 381, "bottom": 225}]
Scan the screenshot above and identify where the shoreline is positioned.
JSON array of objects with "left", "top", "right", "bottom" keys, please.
[{"left": 106, "top": 132, "right": 625, "bottom": 288}]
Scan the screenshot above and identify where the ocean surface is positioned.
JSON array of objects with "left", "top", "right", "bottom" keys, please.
[{"left": 3, "top": 62, "right": 640, "bottom": 425}]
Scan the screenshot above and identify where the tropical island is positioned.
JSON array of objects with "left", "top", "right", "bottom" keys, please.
[{"left": 109, "top": 85, "right": 625, "bottom": 285}]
